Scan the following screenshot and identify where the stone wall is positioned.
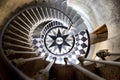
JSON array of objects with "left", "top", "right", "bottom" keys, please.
[
  {"left": 68, "top": 0, "right": 120, "bottom": 60},
  {"left": 0, "top": 0, "right": 33, "bottom": 30}
]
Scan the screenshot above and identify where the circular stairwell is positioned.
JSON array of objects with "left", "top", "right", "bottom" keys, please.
[{"left": 0, "top": 0, "right": 91, "bottom": 80}]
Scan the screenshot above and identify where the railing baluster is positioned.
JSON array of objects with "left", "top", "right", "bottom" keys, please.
[
  {"left": 17, "top": 16, "right": 31, "bottom": 29},
  {"left": 4, "top": 42, "right": 33, "bottom": 51},
  {"left": 78, "top": 57, "right": 120, "bottom": 67},
  {"left": 22, "top": 13, "right": 34, "bottom": 26},
  {"left": 12, "top": 55, "right": 48, "bottom": 66},
  {"left": 5, "top": 49, "right": 40, "bottom": 56},
  {"left": 35, "top": 57, "right": 56, "bottom": 80},
  {"left": 4, "top": 36, "right": 32, "bottom": 47},
  {"left": 54, "top": 9, "right": 56, "bottom": 19},
  {"left": 10, "top": 25, "right": 29, "bottom": 37},
  {"left": 57, "top": 10, "right": 59, "bottom": 19},
  {"left": 31, "top": 8, "right": 39, "bottom": 22},
  {"left": 40, "top": 7, "right": 46, "bottom": 19},
  {"left": 41, "top": 57, "right": 56, "bottom": 73},
  {"left": 64, "top": 58, "right": 105, "bottom": 80},
  {"left": 13, "top": 20, "right": 30, "bottom": 33},
  {"left": 50, "top": 8, "right": 53, "bottom": 18},
  {"left": 35, "top": 8, "right": 42, "bottom": 20},
  {"left": 26, "top": 10, "right": 36, "bottom": 23},
  {"left": 45, "top": 7, "right": 49, "bottom": 18},
  {"left": 6, "top": 30, "right": 30, "bottom": 42}
]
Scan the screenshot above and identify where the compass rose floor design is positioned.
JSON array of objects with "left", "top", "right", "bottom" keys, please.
[
  {"left": 44, "top": 26, "right": 75, "bottom": 56},
  {"left": 32, "top": 25, "right": 89, "bottom": 65}
]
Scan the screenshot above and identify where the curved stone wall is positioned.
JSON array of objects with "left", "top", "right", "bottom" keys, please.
[{"left": 68, "top": 0, "right": 120, "bottom": 60}]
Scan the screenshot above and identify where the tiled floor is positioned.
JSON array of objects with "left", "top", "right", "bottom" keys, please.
[{"left": 32, "top": 25, "right": 89, "bottom": 65}]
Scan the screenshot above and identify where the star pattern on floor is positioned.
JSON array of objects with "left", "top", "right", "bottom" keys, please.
[
  {"left": 49, "top": 29, "right": 70, "bottom": 53},
  {"left": 44, "top": 26, "right": 74, "bottom": 56}
]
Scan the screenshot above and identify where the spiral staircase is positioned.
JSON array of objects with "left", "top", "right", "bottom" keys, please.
[{"left": 0, "top": 0, "right": 120, "bottom": 80}]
